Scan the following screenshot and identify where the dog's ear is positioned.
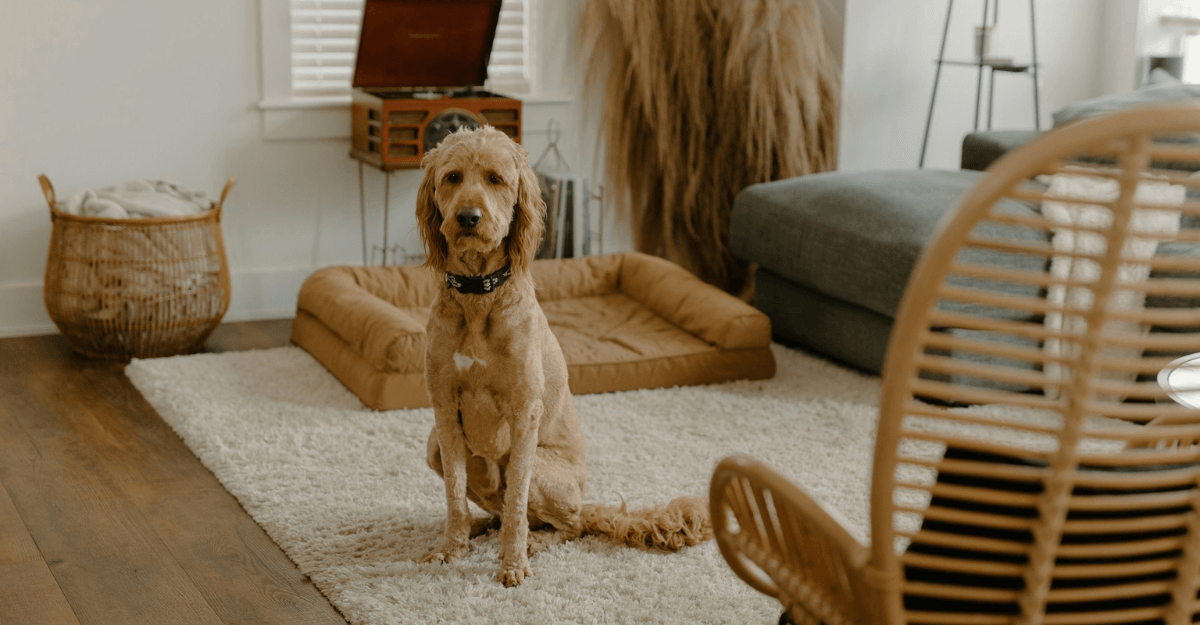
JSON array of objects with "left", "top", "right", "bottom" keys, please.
[
  {"left": 505, "top": 148, "right": 546, "bottom": 274},
  {"left": 417, "top": 151, "right": 448, "bottom": 271}
]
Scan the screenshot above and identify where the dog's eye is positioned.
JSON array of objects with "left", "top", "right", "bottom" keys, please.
[
  {"left": 446, "top": 172, "right": 461, "bottom": 184},
  {"left": 488, "top": 174, "right": 502, "bottom": 185}
]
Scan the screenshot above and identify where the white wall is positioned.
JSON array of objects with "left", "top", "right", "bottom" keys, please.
[
  {"left": 0, "top": 0, "right": 604, "bottom": 337},
  {"left": 1101, "top": 0, "right": 1143, "bottom": 94},
  {"left": 1142, "top": 0, "right": 1189, "bottom": 58},
  {"left": 0, "top": 0, "right": 1122, "bottom": 338},
  {"left": 838, "top": 0, "right": 1112, "bottom": 171}
]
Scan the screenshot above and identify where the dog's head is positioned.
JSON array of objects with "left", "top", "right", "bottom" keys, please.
[{"left": 417, "top": 126, "right": 545, "bottom": 275}]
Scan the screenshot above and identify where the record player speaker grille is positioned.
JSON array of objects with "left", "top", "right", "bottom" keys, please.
[{"left": 351, "top": 92, "right": 522, "bottom": 170}]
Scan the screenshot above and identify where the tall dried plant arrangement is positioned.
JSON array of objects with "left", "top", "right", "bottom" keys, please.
[{"left": 580, "top": 0, "right": 839, "bottom": 295}]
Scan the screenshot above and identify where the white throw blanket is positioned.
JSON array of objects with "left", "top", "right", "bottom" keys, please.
[
  {"left": 1041, "top": 173, "right": 1183, "bottom": 399},
  {"left": 63, "top": 180, "right": 210, "bottom": 219}
]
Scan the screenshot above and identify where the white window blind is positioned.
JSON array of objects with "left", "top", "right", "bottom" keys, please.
[
  {"left": 289, "top": 0, "right": 531, "bottom": 101},
  {"left": 290, "top": 0, "right": 362, "bottom": 98},
  {"left": 488, "top": 0, "right": 531, "bottom": 91}
]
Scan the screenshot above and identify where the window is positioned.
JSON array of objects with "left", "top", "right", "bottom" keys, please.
[
  {"left": 1152, "top": 1, "right": 1200, "bottom": 83},
  {"left": 486, "top": 0, "right": 534, "bottom": 93},
  {"left": 289, "top": 0, "right": 362, "bottom": 100},
  {"left": 259, "top": 0, "right": 536, "bottom": 138}
]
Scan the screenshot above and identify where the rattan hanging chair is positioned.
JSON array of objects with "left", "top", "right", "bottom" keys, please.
[{"left": 711, "top": 104, "right": 1200, "bottom": 625}]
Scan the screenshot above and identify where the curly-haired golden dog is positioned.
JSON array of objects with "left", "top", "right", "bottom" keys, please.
[{"left": 416, "top": 126, "right": 710, "bottom": 586}]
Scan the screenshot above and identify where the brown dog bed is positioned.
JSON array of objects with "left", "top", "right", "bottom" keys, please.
[{"left": 291, "top": 252, "right": 775, "bottom": 410}]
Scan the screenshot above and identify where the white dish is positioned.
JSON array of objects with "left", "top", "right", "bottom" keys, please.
[{"left": 1159, "top": 352, "right": 1200, "bottom": 409}]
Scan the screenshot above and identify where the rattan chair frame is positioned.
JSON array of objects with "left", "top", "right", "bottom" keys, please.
[
  {"left": 711, "top": 104, "right": 1200, "bottom": 625},
  {"left": 39, "top": 175, "right": 235, "bottom": 360}
]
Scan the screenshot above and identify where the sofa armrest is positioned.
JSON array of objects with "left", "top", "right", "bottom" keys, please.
[
  {"left": 618, "top": 252, "right": 771, "bottom": 350},
  {"left": 296, "top": 266, "right": 428, "bottom": 373},
  {"left": 961, "top": 129, "right": 1043, "bottom": 171}
]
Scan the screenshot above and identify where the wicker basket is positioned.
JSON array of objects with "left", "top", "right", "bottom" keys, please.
[{"left": 39, "top": 174, "right": 235, "bottom": 360}]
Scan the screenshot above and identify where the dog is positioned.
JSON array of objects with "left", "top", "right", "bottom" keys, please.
[{"left": 416, "top": 126, "right": 711, "bottom": 586}]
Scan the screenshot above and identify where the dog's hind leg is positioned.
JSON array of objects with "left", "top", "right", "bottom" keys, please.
[{"left": 523, "top": 448, "right": 586, "bottom": 555}]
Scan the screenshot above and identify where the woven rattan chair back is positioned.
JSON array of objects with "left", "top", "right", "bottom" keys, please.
[{"left": 711, "top": 104, "right": 1200, "bottom": 625}]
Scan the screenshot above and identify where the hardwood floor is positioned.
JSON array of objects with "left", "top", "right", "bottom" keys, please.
[{"left": 0, "top": 319, "right": 347, "bottom": 625}]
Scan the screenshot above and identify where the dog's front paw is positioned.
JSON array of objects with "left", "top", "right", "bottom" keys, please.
[
  {"left": 420, "top": 541, "right": 470, "bottom": 564},
  {"left": 497, "top": 556, "right": 532, "bottom": 587}
]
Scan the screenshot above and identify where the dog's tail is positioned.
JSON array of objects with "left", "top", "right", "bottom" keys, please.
[{"left": 579, "top": 496, "right": 712, "bottom": 551}]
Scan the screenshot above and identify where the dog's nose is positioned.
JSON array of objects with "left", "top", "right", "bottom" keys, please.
[{"left": 456, "top": 207, "right": 482, "bottom": 228}]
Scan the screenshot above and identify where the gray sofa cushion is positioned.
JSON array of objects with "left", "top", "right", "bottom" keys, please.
[
  {"left": 1052, "top": 77, "right": 1200, "bottom": 129},
  {"left": 731, "top": 169, "right": 1047, "bottom": 322}
]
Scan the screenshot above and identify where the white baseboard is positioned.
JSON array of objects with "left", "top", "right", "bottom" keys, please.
[
  {"left": 0, "top": 282, "right": 55, "bottom": 337},
  {"left": 0, "top": 265, "right": 325, "bottom": 339}
]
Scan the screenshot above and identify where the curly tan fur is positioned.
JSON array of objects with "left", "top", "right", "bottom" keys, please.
[
  {"left": 579, "top": 0, "right": 839, "bottom": 295},
  {"left": 416, "top": 127, "right": 710, "bottom": 587},
  {"left": 581, "top": 496, "right": 713, "bottom": 551}
]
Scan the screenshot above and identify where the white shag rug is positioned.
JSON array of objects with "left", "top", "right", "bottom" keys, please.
[{"left": 125, "top": 343, "right": 885, "bottom": 625}]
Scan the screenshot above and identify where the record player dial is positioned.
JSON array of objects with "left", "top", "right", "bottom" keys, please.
[{"left": 424, "top": 108, "right": 484, "bottom": 153}]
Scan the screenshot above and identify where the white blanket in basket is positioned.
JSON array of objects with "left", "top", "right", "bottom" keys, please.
[{"left": 64, "top": 180, "right": 210, "bottom": 219}]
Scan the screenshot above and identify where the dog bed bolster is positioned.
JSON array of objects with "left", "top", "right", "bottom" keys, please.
[
  {"left": 296, "top": 265, "right": 436, "bottom": 373},
  {"left": 616, "top": 252, "right": 770, "bottom": 350}
]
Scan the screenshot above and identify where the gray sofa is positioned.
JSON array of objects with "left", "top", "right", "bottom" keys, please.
[
  {"left": 731, "top": 169, "right": 1044, "bottom": 377},
  {"left": 732, "top": 79, "right": 1200, "bottom": 379}
]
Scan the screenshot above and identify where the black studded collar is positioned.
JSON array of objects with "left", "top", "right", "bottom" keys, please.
[{"left": 444, "top": 265, "right": 512, "bottom": 295}]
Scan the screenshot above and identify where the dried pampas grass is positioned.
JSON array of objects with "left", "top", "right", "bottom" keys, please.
[{"left": 580, "top": 0, "right": 839, "bottom": 294}]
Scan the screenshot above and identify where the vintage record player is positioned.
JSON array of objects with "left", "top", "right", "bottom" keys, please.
[{"left": 349, "top": 0, "right": 522, "bottom": 171}]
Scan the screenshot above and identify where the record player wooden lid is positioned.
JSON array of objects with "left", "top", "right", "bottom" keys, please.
[{"left": 352, "top": 0, "right": 503, "bottom": 90}]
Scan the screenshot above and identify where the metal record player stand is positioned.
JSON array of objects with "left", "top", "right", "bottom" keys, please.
[
  {"left": 356, "top": 160, "right": 392, "bottom": 266},
  {"left": 358, "top": 161, "right": 368, "bottom": 265},
  {"left": 355, "top": 160, "right": 412, "bottom": 265}
]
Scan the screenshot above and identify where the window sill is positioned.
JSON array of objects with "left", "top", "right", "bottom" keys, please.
[{"left": 257, "top": 93, "right": 573, "bottom": 141}]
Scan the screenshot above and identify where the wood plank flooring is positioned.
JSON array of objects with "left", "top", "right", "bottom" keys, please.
[{"left": 0, "top": 319, "right": 347, "bottom": 625}]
